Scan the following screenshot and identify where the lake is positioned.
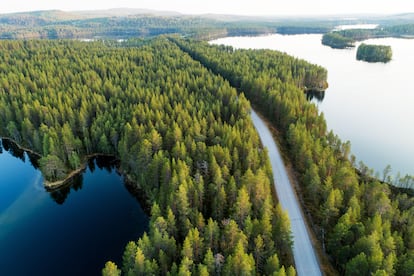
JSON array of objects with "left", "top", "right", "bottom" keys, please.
[
  {"left": 0, "top": 139, "right": 148, "bottom": 275},
  {"left": 211, "top": 34, "right": 414, "bottom": 177}
]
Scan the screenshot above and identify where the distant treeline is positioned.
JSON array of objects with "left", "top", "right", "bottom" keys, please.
[
  {"left": 3, "top": 10, "right": 414, "bottom": 41},
  {"left": 322, "top": 24, "right": 414, "bottom": 49},
  {"left": 0, "top": 11, "right": 333, "bottom": 40}
]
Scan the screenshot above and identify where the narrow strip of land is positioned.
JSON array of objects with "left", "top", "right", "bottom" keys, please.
[{"left": 251, "top": 109, "right": 321, "bottom": 276}]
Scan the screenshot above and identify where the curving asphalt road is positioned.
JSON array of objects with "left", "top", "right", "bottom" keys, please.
[{"left": 251, "top": 109, "right": 322, "bottom": 276}]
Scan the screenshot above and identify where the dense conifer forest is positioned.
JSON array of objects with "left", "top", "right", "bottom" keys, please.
[
  {"left": 322, "top": 32, "right": 355, "bottom": 49},
  {"left": 0, "top": 35, "right": 413, "bottom": 275},
  {"left": 0, "top": 38, "right": 297, "bottom": 275},
  {"left": 172, "top": 38, "right": 414, "bottom": 275},
  {"left": 356, "top": 43, "right": 392, "bottom": 63}
]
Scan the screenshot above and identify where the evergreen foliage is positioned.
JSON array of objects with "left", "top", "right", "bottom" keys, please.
[
  {"left": 172, "top": 38, "right": 414, "bottom": 275},
  {"left": 322, "top": 24, "right": 414, "bottom": 49},
  {"left": 0, "top": 38, "right": 295, "bottom": 274},
  {"left": 322, "top": 32, "right": 355, "bottom": 49},
  {"left": 1, "top": 35, "right": 412, "bottom": 275},
  {"left": 356, "top": 43, "right": 392, "bottom": 63}
]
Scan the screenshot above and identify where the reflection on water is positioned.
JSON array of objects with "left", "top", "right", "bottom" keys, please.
[
  {"left": 1, "top": 138, "right": 40, "bottom": 168},
  {"left": 48, "top": 156, "right": 121, "bottom": 204},
  {"left": 49, "top": 174, "right": 83, "bottom": 204},
  {"left": 0, "top": 138, "right": 148, "bottom": 276},
  {"left": 333, "top": 24, "right": 379, "bottom": 31},
  {"left": 306, "top": 89, "right": 325, "bottom": 102},
  {"left": 211, "top": 35, "right": 414, "bottom": 177},
  {"left": 0, "top": 170, "right": 46, "bottom": 241}
]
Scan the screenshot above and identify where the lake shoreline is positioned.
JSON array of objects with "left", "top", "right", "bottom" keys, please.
[
  {"left": 1, "top": 137, "right": 42, "bottom": 157},
  {"left": 0, "top": 136, "right": 119, "bottom": 190},
  {"left": 43, "top": 152, "right": 119, "bottom": 190},
  {"left": 0, "top": 136, "right": 152, "bottom": 209},
  {"left": 211, "top": 34, "right": 414, "bottom": 177},
  {"left": 0, "top": 137, "right": 148, "bottom": 276}
]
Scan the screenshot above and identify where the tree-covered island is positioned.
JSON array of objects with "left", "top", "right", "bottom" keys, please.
[
  {"left": 356, "top": 43, "right": 392, "bottom": 63},
  {"left": 322, "top": 32, "right": 355, "bottom": 49}
]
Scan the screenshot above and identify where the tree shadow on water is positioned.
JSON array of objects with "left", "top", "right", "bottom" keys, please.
[
  {"left": 0, "top": 138, "right": 41, "bottom": 169},
  {"left": 49, "top": 173, "right": 84, "bottom": 205},
  {"left": 49, "top": 156, "right": 118, "bottom": 205},
  {"left": 305, "top": 89, "right": 325, "bottom": 102}
]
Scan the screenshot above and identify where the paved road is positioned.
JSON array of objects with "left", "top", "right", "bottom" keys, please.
[{"left": 251, "top": 110, "right": 322, "bottom": 276}]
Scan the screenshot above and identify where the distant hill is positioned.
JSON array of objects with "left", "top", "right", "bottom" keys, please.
[
  {"left": 73, "top": 8, "right": 182, "bottom": 18},
  {"left": 0, "top": 9, "right": 329, "bottom": 40},
  {"left": 0, "top": 10, "right": 83, "bottom": 25},
  {"left": 386, "top": 13, "right": 414, "bottom": 21},
  {"left": 0, "top": 9, "right": 413, "bottom": 40}
]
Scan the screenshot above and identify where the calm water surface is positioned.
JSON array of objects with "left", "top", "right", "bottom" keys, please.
[
  {"left": 211, "top": 34, "right": 414, "bottom": 176},
  {"left": 0, "top": 139, "right": 148, "bottom": 275}
]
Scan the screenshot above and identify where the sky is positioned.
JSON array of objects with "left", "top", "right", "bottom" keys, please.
[{"left": 0, "top": 0, "right": 413, "bottom": 16}]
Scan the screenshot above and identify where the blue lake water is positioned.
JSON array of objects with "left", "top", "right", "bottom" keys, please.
[{"left": 0, "top": 139, "right": 148, "bottom": 275}]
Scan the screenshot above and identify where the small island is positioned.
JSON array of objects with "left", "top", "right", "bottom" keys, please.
[
  {"left": 321, "top": 32, "right": 355, "bottom": 49},
  {"left": 356, "top": 43, "right": 392, "bottom": 63}
]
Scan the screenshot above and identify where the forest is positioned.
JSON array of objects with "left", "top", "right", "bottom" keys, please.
[
  {"left": 356, "top": 44, "right": 392, "bottom": 63},
  {"left": 322, "top": 24, "right": 414, "bottom": 49},
  {"left": 3, "top": 9, "right": 414, "bottom": 42},
  {"left": 0, "top": 38, "right": 298, "bottom": 275},
  {"left": 0, "top": 10, "right": 333, "bottom": 40},
  {"left": 0, "top": 34, "right": 413, "bottom": 275},
  {"left": 321, "top": 32, "right": 355, "bottom": 49},
  {"left": 171, "top": 38, "right": 414, "bottom": 275}
]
